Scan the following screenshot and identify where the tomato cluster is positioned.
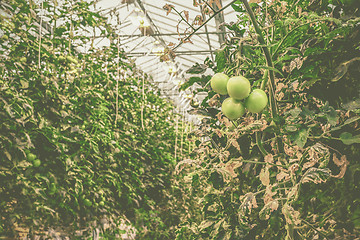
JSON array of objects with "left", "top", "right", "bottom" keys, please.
[{"left": 210, "top": 73, "right": 268, "bottom": 120}]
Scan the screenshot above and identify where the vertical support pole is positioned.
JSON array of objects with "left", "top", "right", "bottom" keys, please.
[
  {"left": 180, "top": 110, "right": 185, "bottom": 157},
  {"left": 212, "top": 0, "right": 226, "bottom": 46},
  {"left": 38, "top": 1, "right": 44, "bottom": 69},
  {"left": 115, "top": 35, "right": 120, "bottom": 126},
  {"left": 141, "top": 73, "right": 145, "bottom": 130},
  {"left": 188, "top": 122, "right": 192, "bottom": 153},
  {"left": 174, "top": 114, "right": 179, "bottom": 160}
]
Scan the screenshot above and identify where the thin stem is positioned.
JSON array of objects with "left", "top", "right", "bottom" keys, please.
[
  {"left": 171, "top": 7, "right": 195, "bottom": 31},
  {"left": 240, "top": 0, "right": 284, "bottom": 154},
  {"left": 203, "top": 1, "right": 216, "bottom": 12},
  {"left": 256, "top": 131, "right": 268, "bottom": 157},
  {"left": 38, "top": 1, "right": 44, "bottom": 69},
  {"left": 173, "top": 0, "right": 237, "bottom": 51},
  {"left": 260, "top": 69, "right": 268, "bottom": 90}
]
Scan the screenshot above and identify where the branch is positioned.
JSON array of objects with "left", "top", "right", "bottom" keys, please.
[
  {"left": 240, "top": 0, "right": 284, "bottom": 154},
  {"left": 171, "top": 7, "right": 195, "bottom": 31},
  {"left": 173, "top": 0, "right": 237, "bottom": 51}
]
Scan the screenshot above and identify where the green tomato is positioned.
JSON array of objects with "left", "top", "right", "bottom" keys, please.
[
  {"left": 99, "top": 201, "right": 105, "bottom": 207},
  {"left": 33, "top": 159, "right": 41, "bottom": 167},
  {"left": 245, "top": 89, "right": 268, "bottom": 113},
  {"left": 227, "top": 76, "right": 251, "bottom": 100},
  {"left": 83, "top": 198, "right": 92, "bottom": 207},
  {"left": 221, "top": 97, "right": 245, "bottom": 120},
  {"left": 27, "top": 153, "right": 37, "bottom": 162},
  {"left": 210, "top": 73, "right": 229, "bottom": 95}
]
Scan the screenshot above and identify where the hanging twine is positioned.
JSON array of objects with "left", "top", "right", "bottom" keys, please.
[
  {"left": 115, "top": 35, "right": 120, "bottom": 126},
  {"left": 38, "top": 1, "right": 44, "bottom": 69},
  {"left": 174, "top": 114, "right": 179, "bottom": 160},
  {"left": 141, "top": 73, "right": 145, "bottom": 130},
  {"left": 180, "top": 110, "right": 185, "bottom": 158}
]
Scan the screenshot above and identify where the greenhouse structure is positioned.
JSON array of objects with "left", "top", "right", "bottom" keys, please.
[{"left": 0, "top": 0, "right": 359, "bottom": 239}]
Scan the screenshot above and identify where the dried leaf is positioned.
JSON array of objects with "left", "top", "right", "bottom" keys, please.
[
  {"left": 4, "top": 149, "right": 12, "bottom": 161},
  {"left": 214, "top": 0, "right": 222, "bottom": 9},
  {"left": 331, "top": 155, "right": 348, "bottom": 179},
  {"left": 282, "top": 203, "right": 301, "bottom": 225},
  {"left": 332, "top": 154, "right": 344, "bottom": 167},
  {"left": 184, "top": 10, "right": 189, "bottom": 22},
  {"left": 286, "top": 184, "right": 299, "bottom": 201},
  {"left": 224, "top": 160, "right": 243, "bottom": 178},
  {"left": 240, "top": 192, "right": 258, "bottom": 214},
  {"left": 259, "top": 167, "right": 270, "bottom": 186},
  {"left": 259, "top": 200, "right": 279, "bottom": 220},
  {"left": 276, "top": 171, "right": 290, "bottom": 181},
  {"left": 175, "top": 158, "right": 199, "bottom": 174},
  {"left": 163, "top": 4, "right": 174, "bottom": 16},
  {"left": 264, "top": 154, "right": 274, "bottom": 164},
  {"left": 208, "top": 94, "right": 220, "bottom": 107},
  {"left": 230, "top": 139, "right": 241, "bottom": 152},
  {"left": 302, "top": 167, "right": 331, "bottom": 184},
  {"left": 263, "top": 184, "right": 277, "bottom": 204},
  {"left": 198, "top": 220, "right": 214, "bottom": 230},
  {"left": 213, "top": 129, "right": 223, "bottom": 138},
  {"left": 193, "top": 15, "right": 203, "bottom": 25}
]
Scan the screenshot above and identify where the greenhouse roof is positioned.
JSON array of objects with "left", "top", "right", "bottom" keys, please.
[{"left": 94, "top": 0, "right": 238, "bottom": 120}]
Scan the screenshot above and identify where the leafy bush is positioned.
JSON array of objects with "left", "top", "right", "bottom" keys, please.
[
  {"left": 175, "top": 0, "right": 360, "bottom": 239},
  {"left": 0, "top": 0, "right": 189, "bottom": 238}
]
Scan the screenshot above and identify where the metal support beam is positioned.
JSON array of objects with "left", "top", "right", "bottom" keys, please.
[
  {"left": 118, "top": 31, "right": 227, "bottom": 38},
  {"left": 129, "top": 50, "right": 217, "bottom": 56}
]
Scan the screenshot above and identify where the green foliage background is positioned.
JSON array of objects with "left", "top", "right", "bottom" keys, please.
[{"left": 0, "top": 0, "right": 190, "bottom": 238}]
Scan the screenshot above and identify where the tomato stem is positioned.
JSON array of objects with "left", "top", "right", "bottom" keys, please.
[{"left": 240, "top": 0, "right": 284, "bottom": 154}]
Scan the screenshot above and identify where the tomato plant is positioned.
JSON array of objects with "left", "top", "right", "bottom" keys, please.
[{"left": 174, "top": 0, "right": 360, "bottom": 239}]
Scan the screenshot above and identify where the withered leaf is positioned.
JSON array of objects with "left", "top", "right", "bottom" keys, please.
[
  {"left": 331, "top": 154, "right": 348, "bottom": 179},
  {"left": 240, "top": 192, "right": 258, "bottom": 214},
  {"left": 301, "top": 167, "right": 331, "bottom": 184},
  {"left": 259, "top": 167, "right": 270, "bottom": 186},
  {"left": 213, "top": 129, "right": 223, "bottom": 138},
  {"left": 276, "top": 171, "right": 290, "bottom": 181},
  {"left": 163, "top": 4, "right": 174, "bottom": 16},
  {"left": 264, "top": 154, "right": 274, "bottom": 164},
  {"left": 224, "top": 160, "right": 243, "bottom": 178},
  {"left": 282, "top": 203, "right": 301, "bottom": 225},
  {"left": 259, "top": 200, "right": 279, "bottom": 220},
  {"left": 230, "top": 139, "right": 241, "bottom": 152},
  {"left": 184, "top": 10, "right": 189, "bottom": 22},
  {"left": 263, "top": 184, "right": 277, "bottom": 204}
]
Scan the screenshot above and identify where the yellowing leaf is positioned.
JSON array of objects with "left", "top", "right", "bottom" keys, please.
[{"left": 259, "top": 167, "right": 270, "bottom": 186}]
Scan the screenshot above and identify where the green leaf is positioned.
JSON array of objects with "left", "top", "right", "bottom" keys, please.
[
  {"left": 339, "top": 132, "right": 360, "bottom": 145},
  {"left": 295, "top": 128, "right": 308, "bottom": 148},
  {"left": 256, "top": 66, "right": 284, "bottom": 77},
  {"left": 215, "top": 48, "right": 226, "bottom": 72}
]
